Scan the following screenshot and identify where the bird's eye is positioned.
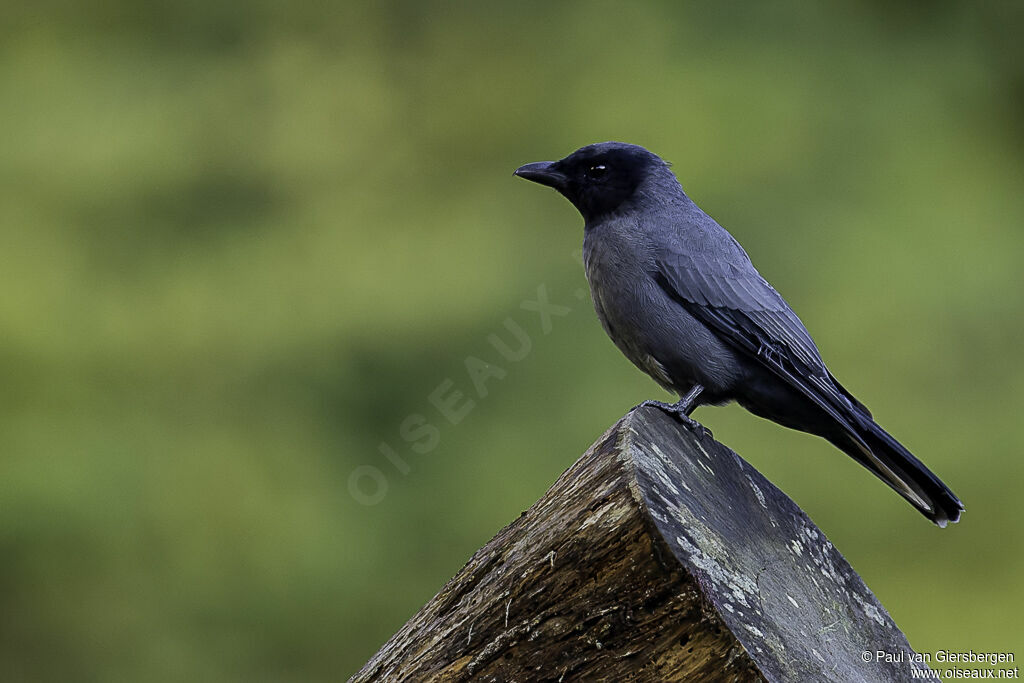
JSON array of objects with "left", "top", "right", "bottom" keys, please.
[{"left": 587, "top": 164, "right": 608, "bottom": 180}]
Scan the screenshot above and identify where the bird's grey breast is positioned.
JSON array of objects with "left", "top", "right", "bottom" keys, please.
[
  {"left": 582, "top": 218, "right": 676, "bottom": 389},
  {"left": 582, "top": 207, "right": 755, "bottom": 397},
  {"left": 582, "top": 221, "right": 629, "bottom": 339}
]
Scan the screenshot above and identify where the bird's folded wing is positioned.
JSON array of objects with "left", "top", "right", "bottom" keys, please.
[{"left": 654, "top": 251, "right": 871, "bottom": 434}]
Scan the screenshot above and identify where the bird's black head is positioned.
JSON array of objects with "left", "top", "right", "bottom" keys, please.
[{"left": 514, "top": 142, "right": 669, "bottom": 222}]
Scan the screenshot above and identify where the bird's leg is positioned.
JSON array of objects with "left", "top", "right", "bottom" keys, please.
[
  {"left": 676, "top": 384, "right": 703, "bottom": 415},
  {"left": 639, "top": 384, "right": 706, "bottom": 432}
]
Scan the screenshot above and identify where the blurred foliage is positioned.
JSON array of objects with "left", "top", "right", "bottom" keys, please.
[{"left": 1, "top": 0, "right": 1022, "bottom": 679}]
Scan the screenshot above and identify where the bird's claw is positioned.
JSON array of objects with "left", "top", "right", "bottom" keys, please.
[{"left": 638, "top": 400, "right": 711, "bottom": 437}]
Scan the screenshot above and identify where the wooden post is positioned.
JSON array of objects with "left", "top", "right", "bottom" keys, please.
[{"left": 351, "top": 407, "right": 938, "bottom": 682}]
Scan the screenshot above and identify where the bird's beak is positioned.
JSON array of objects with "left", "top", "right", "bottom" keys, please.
[{"left": 514, "top": 161, "right": 568, "bottom": 190}]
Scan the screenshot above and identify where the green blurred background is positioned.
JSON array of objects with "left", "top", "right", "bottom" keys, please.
[{"left": 2, "top": 1, "right": 1022, "bottom": 680}]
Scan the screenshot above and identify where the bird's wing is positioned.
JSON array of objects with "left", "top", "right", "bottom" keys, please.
[
  {"left": 654, "top": 249, "right": 872, "bottom": 435},
  {"left": 656, "top": 249, "right": 945, "bottom": 519}
]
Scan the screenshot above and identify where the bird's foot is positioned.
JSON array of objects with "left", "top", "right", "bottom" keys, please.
[{"left": 638, "top": 400, "right": 711, "bottom": 437}]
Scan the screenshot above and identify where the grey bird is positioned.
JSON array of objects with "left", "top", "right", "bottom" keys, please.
[{"left": 514, "top": 141, "right": 963, "bottom": 526}]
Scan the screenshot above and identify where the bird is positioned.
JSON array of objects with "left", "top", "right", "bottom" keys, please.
[{"left": 514, "top": 141, "right": 963, "bottom": 527}]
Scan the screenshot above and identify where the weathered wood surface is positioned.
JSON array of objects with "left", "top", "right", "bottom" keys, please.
[{"left": 351, "top": 406, "right": 936, "bottom": 682}]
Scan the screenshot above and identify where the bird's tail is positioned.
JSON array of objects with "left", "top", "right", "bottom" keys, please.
[{"left": 832, "top": 417, "right": 963, "bottom": 527}]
